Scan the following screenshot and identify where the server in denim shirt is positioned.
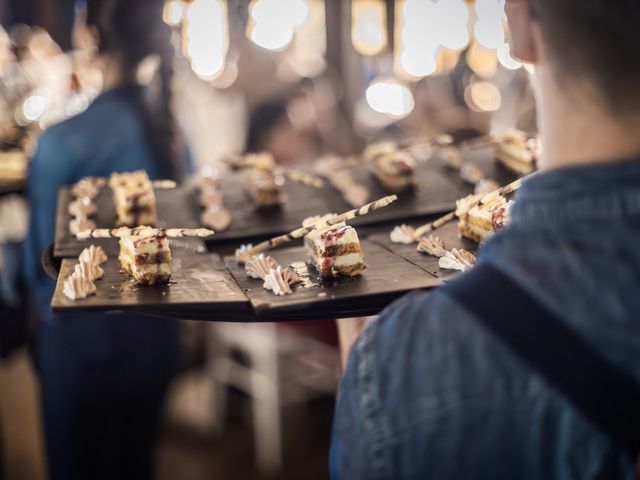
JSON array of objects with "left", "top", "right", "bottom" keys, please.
[
  {"left": 22, "top": 2, "right": 190, "bottom": 479},
  {"left": 332, "top": 1, "right": 640, "bottom": 478}
]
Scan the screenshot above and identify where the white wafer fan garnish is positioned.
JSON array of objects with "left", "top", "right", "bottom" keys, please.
[
  {"left": 63, "top": 275, "right": 96, "bottom": 300},
  {"left": 390, "top": 224, "right": 416, "bottom": 244},
  {"left": 245, "top": 254, "right": 279, "bottom": 280},
  {"left": 417, "top": 235, "right": 447, "bottom": 257},
  {"left": 63, "top": 244, "right": 109, "bottom": 301},
  {"left": 263, "top": 266, "right": 300, "bottom": 296},
  {"left": 438, "top": 249, "right": 477, "bottom": 272},
  {"left": 79, "top": 245, "right": 108, "bottom": 265}
]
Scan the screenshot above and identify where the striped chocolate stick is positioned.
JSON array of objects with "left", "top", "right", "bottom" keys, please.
[
  {"left": 238, "top": 195, "right": 398, "bottom": 260},
  {"left": 413, "top": 211, "right": 457, "bottom": 239},
  {"left": 283, "top": 170, "right": 325, "bottom": 188},
  {"left": 76, "top": 227, "right": 214, "bottom": 240}
]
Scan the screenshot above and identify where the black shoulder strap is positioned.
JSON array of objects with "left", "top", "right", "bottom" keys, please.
[{"left": 442, "top": 263, "right": 640, "bottom": 460}]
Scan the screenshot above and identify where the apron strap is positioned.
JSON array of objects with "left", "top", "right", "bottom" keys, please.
[{"left": 442, "top": 262, "right": 640, "bottom": 461}]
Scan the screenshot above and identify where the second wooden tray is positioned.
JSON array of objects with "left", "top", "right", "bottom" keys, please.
[
  {"left": 368, "top": 220, "right": 480, "bottom": 282},
  {"left": 54, "top": 186, "right": 203, "bottom": 258},
  {"left": 225, "top": 240, "right": 440, "bottom": 321}
]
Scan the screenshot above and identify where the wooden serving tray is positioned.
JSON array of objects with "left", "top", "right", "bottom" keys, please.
[
  {"left": 368, "top": 220, "right": 480, "bottom": 282},
  {"left": 51, "top": 251, "right": 251, "bottom": 320},
  {"left": 225, "top": 240, "right": 440, "bottom": 321},
  {"left": 54, "top": 186, "right": 203, "bottom": 258},
  {"left": 333, "top": 144, "right": 518, "bottom": 227}
]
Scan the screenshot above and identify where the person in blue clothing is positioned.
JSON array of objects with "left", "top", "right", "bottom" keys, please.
[
  {"left": 332, "top": 0, "right": 640, "bottom": 479},
  {"left": 23, "top": 1, "right": 189, "bottom": 479}
]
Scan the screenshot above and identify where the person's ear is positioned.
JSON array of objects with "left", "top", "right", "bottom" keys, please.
[{"left": 505, "top": 0, "right": 538, "bottom": 64}]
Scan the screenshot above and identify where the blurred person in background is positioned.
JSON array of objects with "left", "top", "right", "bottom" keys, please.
[
  {"left": 22, "top": 0, "right": 190, "bottom": 478},
  {"left": 245, "top": 77, "right": 359, "bottom": 166},
  {"left": 246, "top": 88, "right": 321, "bottom": 166},
  {"left": 332, "top": 0, "right": 640, "bottom": 478}
]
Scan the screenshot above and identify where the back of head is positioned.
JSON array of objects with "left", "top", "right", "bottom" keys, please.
[
  {"left": 530, "top": 0, "right": 640, "bottom": 118},
  {"left": 86, "top": 0, "right": 182, "bottom": 180}
]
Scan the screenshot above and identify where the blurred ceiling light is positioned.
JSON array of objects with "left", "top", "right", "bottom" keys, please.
[
  {"left": 475, "top": 0, "right": 505, "bottom": 21},
  {"left": 436, "top": 0, "right": 470, "bottom": 51},
  {"left": 474, "top": 19, "right": 504, "bottom": 49},
  {"left": 466, "top": 41, "right": 498, "bottom": 78},
  {"left": 465, "top": 80, "right": 502, "bottom": 112},
  {"left": 210, "top": 60, "right": 239, "bottom": 89},
  {"left": 365, "top": 77, "right": 415, "bottom": 119},
  {"left": 497, "top": 41, "right": 522, "bottom": 70},
  {"left": 399, "top": 48, "right": 437, "bottom": 78},
  {"left": 248, "top": 0, "right": 310, "bottom": 51},
  {"left": 247, "top": 0, "right": 311, "bottom": 51},
  {"left": 22, "top": 95, "right": 48, "bottom": 122},
  {"left": 190, "top": 52, "right": 225, "bottom": 80},
  {"left": 351, "top": 0, "right": 388, "bottom": 56},
  {"left": 250, "top": 22, "right": 295, "bottom": 50},
  {"left": 474, "top": 0, "right": 505, "bottom": 49},
  {"left": 163, "top": 1, "right": 184, "bottom": 26},
  {"left": 435, "top": 48, "right": 461, "bottom": 76},
  {"left": 395, "top": 0, "right": 437, "bottom": 80},
  {"left": 186, "top": 0, "right": 228, "bottom": 79},
  {"left": 395, "top": 0, "right": 468, "bottom": 80},
  {"left": 288, "top": 0, "right": 326, "bottom": 77},
  {"left": 251, "top": 0, "right": 310, "bottom": 28}
]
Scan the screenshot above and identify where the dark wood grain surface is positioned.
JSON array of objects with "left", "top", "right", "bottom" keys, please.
[
  {"left": 51, "top": 251, "right": 251, "bottom": 319},
  {"left": 225, "top": 240, "right": 440, "bottom": 320},
  {"left": 368, "top": 220, "right": 480, "bottom": 282},
  {"left": 210, "top": 174, "right": 339, "bottom": 242},
  {"left": 54, "top": 186, "right": 203, "bottom": 258}
]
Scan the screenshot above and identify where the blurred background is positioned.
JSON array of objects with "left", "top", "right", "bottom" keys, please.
[{"left": 0, "top": 1, "right": 535, "bottom": 479}]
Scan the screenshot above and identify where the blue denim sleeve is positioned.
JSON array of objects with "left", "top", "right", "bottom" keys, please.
[
  {"left": 330, "top": 292, "right": 428, "bottom": 480},
  {"left": 330, "top": 331, "right": 372, "bottom": 479},
  {"left": 23, "top": 130, "right": 77, "bottom": 317}
]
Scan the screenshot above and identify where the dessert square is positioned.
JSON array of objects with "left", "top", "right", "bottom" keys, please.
[
  {"left": 305, "top": 224, "right": 366, "bottom": 279},
  {"left": 372, "top": 152, "right": 417, "bottom": 193},
  {"left": 110, "top": 170, "right": 158, "bottom": 227},
  {"left": 118, "top": 232, "right": 172, "bottom": 285}
]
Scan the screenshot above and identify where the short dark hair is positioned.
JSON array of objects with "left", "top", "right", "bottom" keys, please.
[{"left": 531, "top": 0, "right": 640, "bottom": 115}]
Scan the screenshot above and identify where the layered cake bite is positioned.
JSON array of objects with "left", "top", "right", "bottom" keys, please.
[
  {"left": 118, "top": 230, "right": 172, "bottom": 285},
  {"left": 243, "top": 168, "right": 285, "bottom": 208},
  {"left": 492, "top": 130, "right": 540, "bottom": 175},
  {"left": 372, "top": 151, "right": 417, "bottom": 193},
  {"left": 109, "top": 170, "right": 158, "bottom": 226},
  {"left": 305, "top": 224, "right": 366, "bottom": 279},
  {"left": 456, "top": 192, "right": 512, "bottom": 243}
]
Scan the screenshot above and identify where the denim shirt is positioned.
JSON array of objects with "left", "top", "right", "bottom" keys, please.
[
  {"left": 331, "top": 159, "right": 640, "bottom": 479},
  {"left": 23, "top": 86, "right": 167, "bottom": 321}
]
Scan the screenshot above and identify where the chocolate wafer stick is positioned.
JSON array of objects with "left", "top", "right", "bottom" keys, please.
[
  {"left": 152, "top": 180, "right": 177, "bottom": 189},
  {"left": 414, "top": 211, "right": 457, "bottom": 239},
  {"left": 76, "top": 227, "right": 214, "bottom": 240},
  {"left": 241, "top": 195, "right": 398, "bottom": 259},
  {"left": 282, "top": 170, "right": 325, "bottom": 188}
]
